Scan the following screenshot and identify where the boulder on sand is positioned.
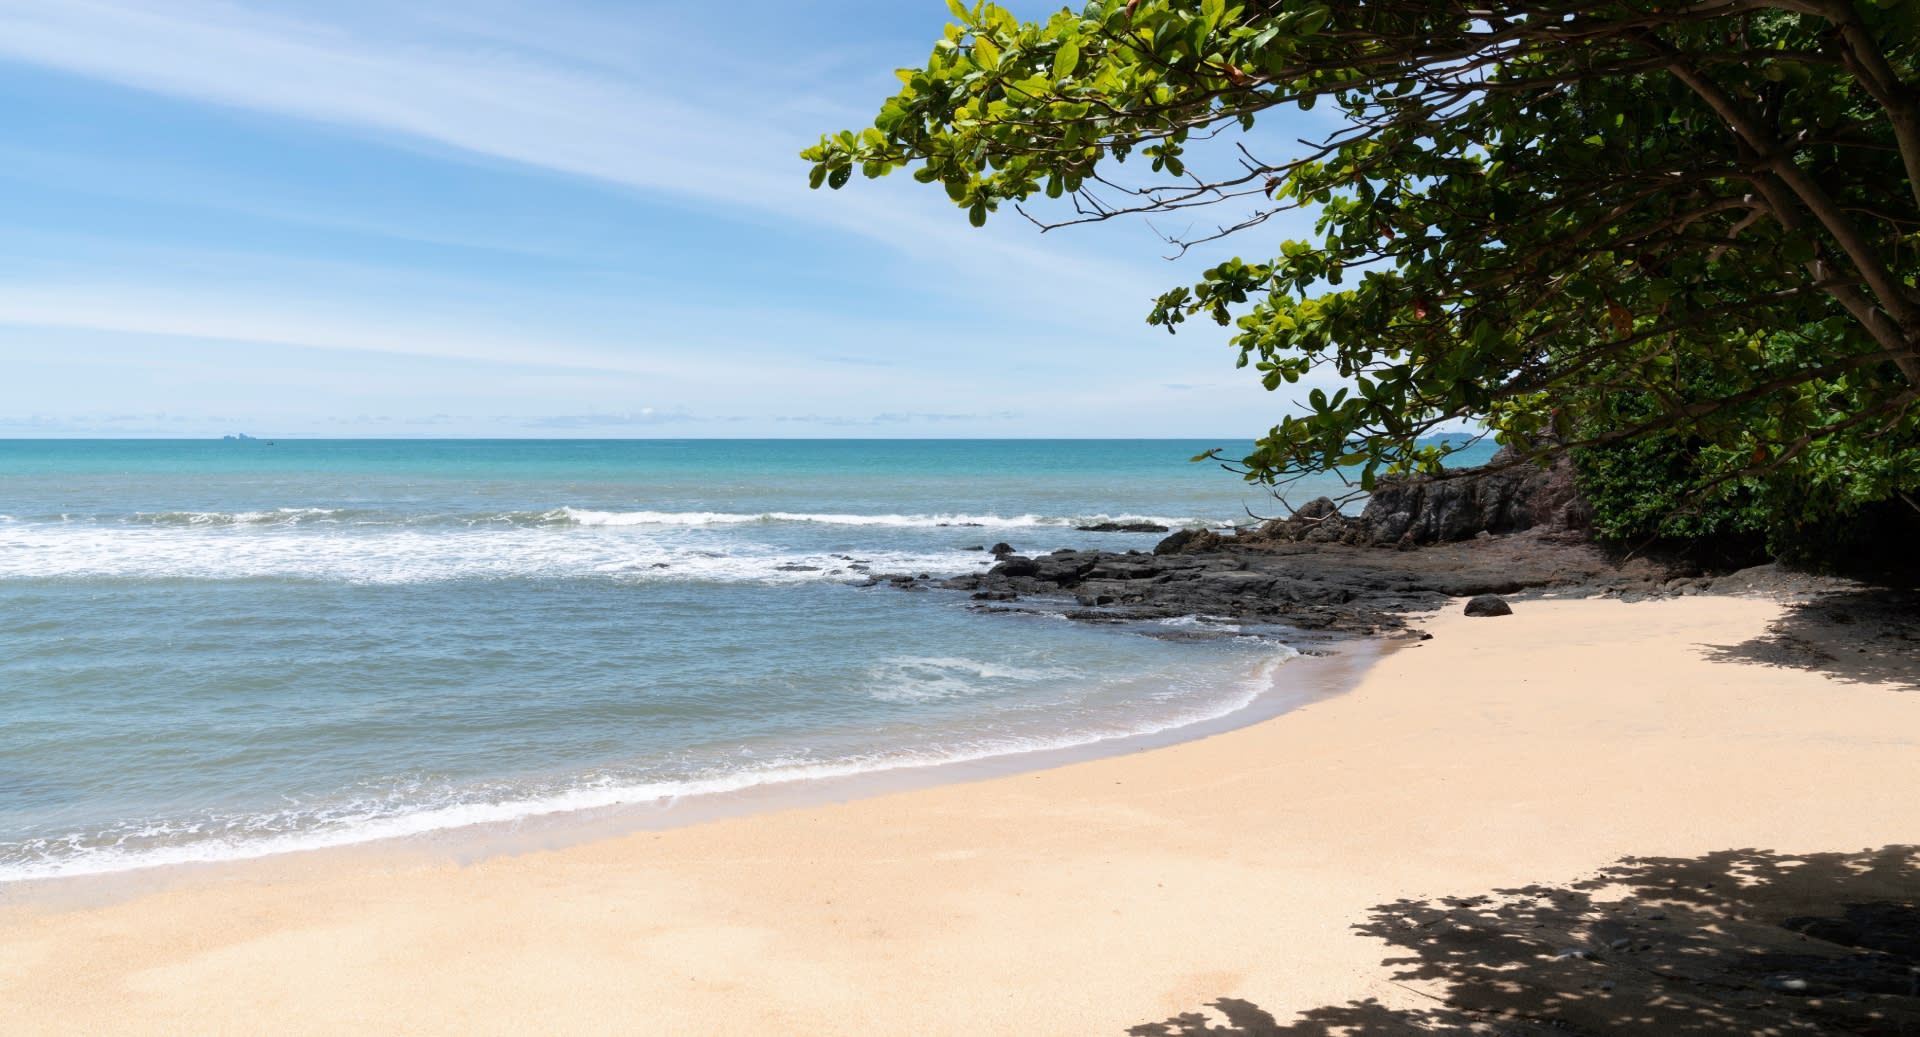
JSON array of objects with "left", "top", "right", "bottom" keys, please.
[{"left": 1464, "top": 594, "right": 1514, "bottom": 617}]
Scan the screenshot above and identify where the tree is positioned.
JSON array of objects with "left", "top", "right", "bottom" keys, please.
[{"left": 803, "top": 0, "right": 1920, "bottom": 523}]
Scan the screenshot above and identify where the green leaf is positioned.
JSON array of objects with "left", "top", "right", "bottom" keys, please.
[
  {"left": 973, "top": 35, "right": 999, "bottom": 67},
  {"left": 1053, "top": 39, "right": 1080, "bottom": 79},
  {"left": 1201, "top": 0, "right": 1224, "bottom": 34}
]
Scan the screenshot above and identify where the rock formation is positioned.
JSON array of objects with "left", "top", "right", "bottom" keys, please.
[{"left": 1212, "top": 448, "right": 1593, "bottom": 550}]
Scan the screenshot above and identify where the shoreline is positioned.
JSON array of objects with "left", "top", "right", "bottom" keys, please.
[
  {"left": 4, "top": 592, "right": 1916, "bottom": 1034},
  {"left": 0, "top": 632, "right": 1387, "bottom": 903}
]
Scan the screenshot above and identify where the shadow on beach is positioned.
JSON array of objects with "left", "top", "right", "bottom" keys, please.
[
  {"left": 1702, "top": 589, "right": 1920, "bottom": 692},
  {"left": 1128, "top": 846, "right": 1920, "bottom": 1036}
]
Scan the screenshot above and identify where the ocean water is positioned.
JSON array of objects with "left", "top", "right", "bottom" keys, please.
[{"left": 0, "top": 438, "right": 1490, "bottom": 882}]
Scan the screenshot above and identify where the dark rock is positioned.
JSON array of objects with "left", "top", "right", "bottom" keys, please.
[
  {"left": 994, "top": 556, "right": 1040, "bottom": 578},
  {"left": 1076, "top": 521, "right": 1171, "bottom": 533},
  {"left": 1062, "top": 610, "right": 1131, "bottom": 624},
  {"left": 1089, "top": 556, "right": 1162, "bottom": 581},
  {"left": 1232, "top": 450, "right": 1595, "bottom": 550},
  {"left": 989, "top": 542, "right": 1015, "bottom": 557},
  {"left": 1154, "top": 527, "right": 1227, "bottom": 555},
  {"left": 1033, "top": 550, "right": 1099, "bottom": 583},
  {"left": 963, "top": 545, "right": 986, "bottom": 551},
  {"left": 773, "top": 564, "right": 821, "bottom": 572},
  {"left": 909, "top": 503, "right": 1763, "bottom": 637},
  {"left": 1360, "top": 450, "right": 1588, "bottom": 544},
  {"left": 1464, "top": 594, "right": 1514, "bottom": 617},
  {"left": 1241, "top": 497, "right": 1373, "bottom": 547}
]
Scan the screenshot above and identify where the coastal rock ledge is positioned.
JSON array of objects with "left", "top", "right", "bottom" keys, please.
[
  {"left": 1245, "top": 448, "right": 1593, "bottom": 549},
  {"left": 925, "top": 452, "right": 1692, "bottom": 637},
  {"left": 936, "top": 534, "right": 1680, "bottom": 637}
]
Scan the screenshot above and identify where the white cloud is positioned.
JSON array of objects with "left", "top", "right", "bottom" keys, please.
[{"left": 0, "top": 0, "right": 1168, "bottom": 309}]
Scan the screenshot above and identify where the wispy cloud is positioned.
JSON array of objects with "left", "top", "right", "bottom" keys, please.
[
  {"left": 0, "top": 0, "right": 1167, "bottom": 308},
  {"left": 773, "top": 411, "right": 1021, "bottom": 427},
  {"left": 520, "top": 410, "right": 701, "bottom": 430},
  {"left": 0, "top": 282, "right": 693, "bottom": 377}
]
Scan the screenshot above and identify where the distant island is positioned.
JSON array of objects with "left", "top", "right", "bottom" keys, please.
[{"left": 222, "top": 434, "right": 257, "bottom": 441}]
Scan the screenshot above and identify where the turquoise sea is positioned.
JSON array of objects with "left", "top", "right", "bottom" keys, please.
[{"left": 0, "top": 438, "right": 1491, "bottom": 882}]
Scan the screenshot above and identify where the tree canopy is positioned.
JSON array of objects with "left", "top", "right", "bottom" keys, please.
[{"left": 803, "top": 0, "right": 1920, "bottom": 525}]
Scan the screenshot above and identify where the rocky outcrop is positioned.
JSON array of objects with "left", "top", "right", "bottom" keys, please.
[
  {"left": 927, "top": 532, "right": 1692, "bottom": 636},
  {"left": 1153, "top": 527, "right": 1227, "bottom": 555},
  {"left": 1361, "top": 448, "right": 1590, "bottom": 545},
  {"left": 1175, "top": 449, "right": 1593, "bottom": 552},
  {"left": 860, "top": 448, "right": 1777, "bottom": 637}
]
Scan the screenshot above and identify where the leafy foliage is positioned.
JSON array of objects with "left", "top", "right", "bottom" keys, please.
[
  {"left": 1575, "top": 318, "right": 1920, "bottom": 549},
  {"left": 804, "top": 0, "right": 1920, "bottom": 528}
]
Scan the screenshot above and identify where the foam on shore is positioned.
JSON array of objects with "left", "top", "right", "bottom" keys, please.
[{"left": 0, "top": 644, "right": 1304, "bottom": 884}]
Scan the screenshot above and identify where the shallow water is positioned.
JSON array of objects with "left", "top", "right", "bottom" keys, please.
[{"left": 0, "top": 438, "right": 1491, "bottom": 881}]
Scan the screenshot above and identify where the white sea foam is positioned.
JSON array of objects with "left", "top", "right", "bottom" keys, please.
[
  {"left": 549, "top": 508, "right": 1211, "bottom": 530},
  {"left": 21, "top": 508, "right": 1229, "bottom": 532},
  {"left": 0, "top": 503, "right": 1211, "bottom": 584},
  {"left": 1156, "top": 615, "right": 1242, "bottom": 630},
  {"left": 0, "top": 645, "right": 1303, "bottom": 884},
  {"left": 864, "top": 656, "right": 1084, "bottom": 702},
  {"left": 18, "top": 508, "right": 1229, "bottom": 532},
  {"left": 0, "top": 523, "right": 990, "bottom": 585},
  {"left": 129, "top": 508, "right": 347, "bottom": 526}
]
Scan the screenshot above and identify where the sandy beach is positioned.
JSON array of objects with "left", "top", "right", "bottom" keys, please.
[{"left": 3, "top": 593, "right": 1916, "bottom": 1035}]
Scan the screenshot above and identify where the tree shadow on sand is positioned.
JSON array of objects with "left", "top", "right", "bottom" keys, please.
[
  {"left": 1700, "top": 589, "right": 1920, "bottom": 691},
  {"left": 1129, "top": 846, "right": 1920, "bottom": 1036}
]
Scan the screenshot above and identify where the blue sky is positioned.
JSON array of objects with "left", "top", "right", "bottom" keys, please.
[{"left": 0, "top": 0, "right": 1339, "bottom": 438}]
